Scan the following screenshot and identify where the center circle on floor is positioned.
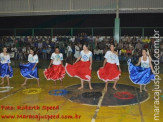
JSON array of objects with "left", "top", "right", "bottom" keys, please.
[
  {"left": 22, "top": 88, "right": 42, "bottom": 95},
  {"left": 63, "top": 83, "right": 149, "bottom": 106}
]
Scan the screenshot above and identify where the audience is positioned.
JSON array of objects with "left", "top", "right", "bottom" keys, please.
[{"left": 0, "top": 34, "right": 162, "bottom": 63}]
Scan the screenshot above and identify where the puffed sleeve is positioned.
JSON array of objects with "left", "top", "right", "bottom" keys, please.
[
  {"left": 116, "top": 55, "right": 120, "bottom": 65},
  {"left": 35, "top": 55, "right": 39, "bottom": 63},
  {"left": 80, "top": 51, "right": 83, "bottom": 56},
  {"left": 7, "top": 55, "right": 11, "bottom": 63},
  {"left": 50, "top": 53, "right": 54, "bottom": 60},
  {"left": 28, "top": 54, "right": 30, "bottom": 62},
  {"left": 89, "top": 51, "right": 92, "bottom": 57},
  {"left": 60, "top": 53, "right": 63, "bottom": 60},
  {"left": 104, "top": 51, "right": 108, "bottom": 59}
]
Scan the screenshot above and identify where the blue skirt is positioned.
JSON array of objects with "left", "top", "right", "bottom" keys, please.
[
  {"left": 128, "top": 59, "right": 155, "bottom": 85},
  {"left": 0, "top": 63, "right": 13, "bottom": 78},
  {"left": 20, "top": 63, "right": 39, "bottom": 79}
]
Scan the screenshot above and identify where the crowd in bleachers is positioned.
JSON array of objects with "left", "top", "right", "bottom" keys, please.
[{"left": 0, "top": 34, "right": 163, "bottom": 63}]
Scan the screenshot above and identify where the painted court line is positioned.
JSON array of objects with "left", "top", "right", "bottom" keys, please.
[
  {"left": 91, "top": 89, "right": 106, "bottom": 122},
  {"left": 134, "top": 88, "right": 144, "bottom": 122},
  {"left": 0, "top": 88, "right": 24, "bottom": 101}
]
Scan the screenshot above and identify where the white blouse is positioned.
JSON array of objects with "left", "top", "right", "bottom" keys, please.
[
  {"left": 51, "top": 53, "right": 63, "bottom": 65},
  {"left": 28, "top": 54, "right": 39, "bottom": 63},
  {"left": 0, "top": 53, "right": 11, "bottom": 64},
  {"left": 80, "top": 50, "right": 92, "bottom": 61},
  {"left": 141, "top": 56, "right": 150, "bottom": 68},
  {"left": 104, "top": 51, "right": 120, "bottom": 65}
]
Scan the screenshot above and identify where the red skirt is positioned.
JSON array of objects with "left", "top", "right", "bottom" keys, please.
[
  {"left": 65, "top": 61, "right": 91, "bottom": 81},
  {"left": 44, "top": 64, "right": 65, "bottom": 81},
  {"left": 97, "top": 62, "right": 121, "bottom": 82}
]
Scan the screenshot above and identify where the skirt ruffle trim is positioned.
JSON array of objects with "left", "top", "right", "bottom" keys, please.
[
  {"left": 43, "top": 70, "right": 65, "bottom": 81},
  {"left": 19, "top": 63, "right": 39, "bottom": 79},
  {"left": 43, "top": 64, "right": 65, "bottom": 81},
  {"left": 97, "top": 70, "right": 120, "bottom": 82},
  {"left": 0, "top": 74, "right": 13, "bottom": 78},
  {"left": 20, "top": 72, "right": 39, "bottom": 79},
  {"left": 127, "top": 59, "right": 155, "bottom": 85},
  {"left": 0, "top": 63, "right": 13, "bottom": 78},
  {"left": 65, "top": 63, "right": 91, "bottom": 81}
]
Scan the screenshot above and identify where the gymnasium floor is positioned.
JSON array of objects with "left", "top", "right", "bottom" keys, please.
[{"left": 0, "top": 60, "right": 162, "bottom": 122}]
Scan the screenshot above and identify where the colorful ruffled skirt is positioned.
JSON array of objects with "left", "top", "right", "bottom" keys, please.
[
  {"left": 128, "top": 59, "right": 155, "bottom": 85},
  {"left": 65, "top": 61, "right": 91, "bottom": 81},
  {"left": 97, "top": 62, "right": 121, "bottom": 82},
  {"left": 0, "top": 63, "right": 13, "bottom": 78},
  {"left": 20, "top": 63, "right": 39, "bottom": 79},
  {"left": 44, "top": 64, "right": 65, "bottom": 81}
]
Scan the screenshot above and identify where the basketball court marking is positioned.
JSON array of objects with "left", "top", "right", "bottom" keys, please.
[
  {"left": 0, "top": 86, "right": 14, "bottom": 93},
  {"left": 91, "top": 89, "right": 106, "bottom": 122},
  {"left": 64, "top": 83, "right": 150, "bottom": 107},
  {"left": 134, "top": 87, "right": 144, "bottom": 122},
  {"left": 0, "top": 88, "right": 24, "bottom": 101}
]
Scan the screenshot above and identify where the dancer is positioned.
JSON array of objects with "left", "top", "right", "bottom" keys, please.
[
  {"left": 128, "top": 49, "right": 155, "bottom": 92},
  {"left": 44, "top": 47, "right": 65, "bottom": 85},
  {"left": 0, "top": 47, "right": 13, "bottom": 86},
  {"left": 97, "top": 43, "right": 121, "bottom": 91},
  {"left": 20, "top": 48, "right": 40, "bottom": 87},
  {"left": 65, "top": 44, "right": 93, "bottom": 90}
]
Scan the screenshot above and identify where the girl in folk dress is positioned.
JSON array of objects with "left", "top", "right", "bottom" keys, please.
[
  {"left": 128, "top": 49, "right": 155, "bottom": 92},
  {"left": 97, "top": 44, "right": 121, "bottom": 91},
  {"left": 44, "top": 47, "right": 65, "bottom": 85},
  {"left": 66, "top": 44, "right": 93, "bottom": 90},
  {"left": 0, "top": 47, "right": 13, "bottom": 86},
  {"left": 20, "top": 48, "right": 40, "bottom": 87}
]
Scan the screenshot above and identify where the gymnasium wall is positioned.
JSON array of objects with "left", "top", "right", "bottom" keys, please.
[{"left": 0, "top": 0, "right": 162, "bottom": 16}]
